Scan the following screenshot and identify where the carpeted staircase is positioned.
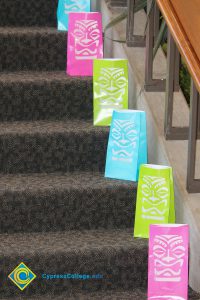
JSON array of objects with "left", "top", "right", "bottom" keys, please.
[{"left": 0, "top": 0, "right": 199, "bottom": 299}]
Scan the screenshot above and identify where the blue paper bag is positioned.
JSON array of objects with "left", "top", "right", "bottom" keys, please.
[
  {"left": 57, "top": 0, "right": 91, "bottom": 31},
  {"left": 105, "top": 110, "right": 147, "bottom": 181}
]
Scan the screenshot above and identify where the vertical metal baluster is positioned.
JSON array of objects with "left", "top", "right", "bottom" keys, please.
[
  {"left": 154, "top": 3, "right": 160, "bottom": 38},
  {"left": 164, "top": 32, "right": 188, "bottom": 140},
  {"left": 126, "top": 0, "right": 135, "bottom": 45},
  {"left": 145, "top": 0, "right": 166, "bottom": 91},
  {"left": 197, "top": 89, "right": 200, "bottom": 135},
  {"left": 164, "top": 31, "right": 176, "bottom": 138},
  {"left": 126, "top": 0, "right": 145, "bottom": 47},
  {"left": 187, "top": 80, "right": 200, "bottom": 193},
  {"left": 174, "top": 45, "right": 180, "bottom": 91},
  {"left": 145, "top": 0, "right": 155, "bottom": 89}
]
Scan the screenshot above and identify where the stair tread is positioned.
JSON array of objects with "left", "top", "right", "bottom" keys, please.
[
  {"left": 0, "top": 27, "right": 66, "bottom": 72},
  {"left": 0, "top": 172, "right": 135, "bottom": 233},
  {"left": 0, "top": 120, "right": 108, "bottom": 136},
  {"left": 0, "top": 26, "right": 61, "bottom": 35},
  {"left": 3, "top": 289, "right": 200, "bottom": 300},
  {"left": 0, "top": 120, "right": 108, "bottom": 173},
  {"left": 0, "top": 0, "right": 57, "bottom": 27},
  {"left": 1, "top": 289, "right": 147, "bottom": 300},
  {"left": 0, "top": 228, "right": 146, "bottom": 255},
  {"left": 0, "top": 71, "right": 93, "bottom": 122},
  {"left": 0, "top": 171, "right": 134, "bottom": 193},
  {"left": 0, "top": 229, "right": 148, "bottom": 295},
  {"left": 0, "top": 71, "right": 92, "bottom": 82}
]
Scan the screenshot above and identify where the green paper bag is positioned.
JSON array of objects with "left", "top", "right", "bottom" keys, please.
[
  {"left": 93, "top": 59, "right": 128, "bottom": 126},
  {"left": 134, "top": 164, "right": 175, "bottom": 238}
]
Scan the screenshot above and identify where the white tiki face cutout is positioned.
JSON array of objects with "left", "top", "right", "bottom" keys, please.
[
  {"left": 98, "top": 68, "right": 127, "bottom": 106},
  {"left": 141, "top": 176, "right": 169, "bottom": 220},
  {"left": 149, "top": 296, "right": 186, "bottom": 300},
  {"left": 73, "top": 20, "right": 100, "bottom": 59},
  {"left": 153, "top": 235, "right": 185, "bottom": 282},
  {"left": 111, "top": 119, "right": 138, "bottom": 158},
  {"left": 64, "top": 0, "right": 88, "bottom": 11}
]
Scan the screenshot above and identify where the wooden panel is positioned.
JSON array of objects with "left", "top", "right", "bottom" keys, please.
[
  {"left": 172, "top": 0, "right": 200, "bottom": 61},
  {"left": 156, "top": 0, "right": 200, "bottom": 94}
]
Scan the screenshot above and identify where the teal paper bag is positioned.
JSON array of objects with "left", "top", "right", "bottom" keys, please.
[
  {"left": 105, "top": 110, "right": 147, "bottom": 181},
  {"left": 134, "top": 164, "right": 175, "bottom": 238},
  {"left": 93, "top": 59, "right": 128, "bottom": 126},
  {"left": 57, "top": 0, "right": 90, "bottom": 31}
]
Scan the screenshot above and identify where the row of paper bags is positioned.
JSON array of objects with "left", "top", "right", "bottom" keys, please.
[
  {"left": 56, "top": 2, "right": 175, "bottom": 235},
  {"left": 104, "top": 110, "right": 174, "bottom": 240},
  {"left": 104, "top": 110, "right": 188, "bottom": 299},
  {"left": 57, "top": 2, "right": 189, "bottom": 299}
]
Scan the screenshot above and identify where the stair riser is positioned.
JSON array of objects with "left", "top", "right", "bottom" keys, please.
[
  {"left": 0, "top": 31, "right": 66, "bottom": 72},
  {"left": 0, "top": 0, "right": 58, "bottom": 27},
  {"left": 0, "top": 131, "right": 108, "bottom": 173},
  {"left": 0, "top": 249, "right": 148, "bottom": 297},
  {"left": 0, "top": 78, "right": 93, "bottom": 121},
  {"left": 0, "top": 187, "right": 135, "bottom": 233}
]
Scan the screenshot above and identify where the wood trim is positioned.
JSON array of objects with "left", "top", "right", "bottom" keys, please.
[{"left": 156, "top": 0, "right": 200, "bottom": 94}]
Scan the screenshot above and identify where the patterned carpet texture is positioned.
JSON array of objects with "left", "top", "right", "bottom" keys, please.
[
  {"left": 0, "top": 28, "right": 66, "bottom": 72},
  {"left": 0, "top": 72, "right": 93, "bottom": 121},
  {"left": 0, "top": 0, "right": 199, "bottom": 299}
]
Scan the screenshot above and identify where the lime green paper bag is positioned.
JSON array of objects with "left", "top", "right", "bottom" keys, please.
[
  {"left": 93, "top": 59, "right": 128, "bottom": 126},
  {"left": 134, "top": 164, "right": 175, "bottom": 238}
]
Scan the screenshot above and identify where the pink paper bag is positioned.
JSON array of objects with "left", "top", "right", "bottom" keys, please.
[
  {"left": 67, "top": 12, "right": 103, "bottom": 76},
  {"left": 148, "top": 224, "right": 189, "bottom": 300}
]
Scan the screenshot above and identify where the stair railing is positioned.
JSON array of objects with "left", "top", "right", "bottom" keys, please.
[
  {"left": 108, "top": 0, "right": 127, "bottom": 7},
  {"left": 111, "top": 0, "right": 200, "bottom": 193},
  {"left": 126, "top": 0, "right": 145, "bottom": 47},
  {"left": 153, "top": 0, "right": 200, "bottom": 193}
]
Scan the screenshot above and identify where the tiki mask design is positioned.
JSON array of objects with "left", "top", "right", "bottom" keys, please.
[
  {"left": 141, "top": 176, "right": 169, "bottom": 220},
  {"left": 73, "top": 19, "right": 100, "bottom": 59},
  {"left": 64, "top": 0, "right": 88, "bottom": 11},
  {"left": 153, "top": 235, "right": 185, "bottom": 282},
  {"left": 149, "top": 296, "right": 186, "bottom": 300},
  {"left": 111, "top": 119, "right": 138, "bottom": 158},
  {"left": 98, "top": 67, "right": 127, "bottom": 106}
]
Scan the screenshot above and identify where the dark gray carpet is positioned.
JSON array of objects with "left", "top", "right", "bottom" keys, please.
[
  {"left": 1, "top": 289, "right": 200, "bottom": 300},
  {"left": 0, "top": 289, "right": 148, "bottom": 300},
  {"left": 0, "top": 120, "right": 108, "bottom": 173},
  {"left": 0, "top": 229, "right": 148, "bottom": 297},
  {"left": 0, "top": 172, "right": 136, "bottom": 233},
  {"left": 0, "top": 28, "right": 66, "bottom": 72},
  {"left": 0, "top": 72, "right": 93, "bottom": 121},
  {"left": 0, "top": 0, "right": 58, "bottom": 27}
]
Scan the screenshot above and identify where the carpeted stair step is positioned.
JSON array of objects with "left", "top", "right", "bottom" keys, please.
[
  {"left": 0, "top": 120, "right": 108, "bottom": 173},
  {"left": 0, "top": 172, "right": 136, "bottom": 234},
  {"left": 0, "top": 229, "right": 148, "bottom": 298},
  {"left": 0, "top": 120, "right": 108, "bottom": 174},
  {"left": 0, "top": 72, "right": 92, "bottom": 121},
  {"left": 0, "top": 289, "right": 147, "bottom": 300},
  {"left": 0, "top": 0, "right": 58, "bottom": 27},
  {"left": 2, "top": 289, "right": 200, "bottom": 300},
  {"left": 0, "top": 27, "right": 66, "bottom": 72}
]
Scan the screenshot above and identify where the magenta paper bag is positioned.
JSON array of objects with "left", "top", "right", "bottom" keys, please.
[
  {"left": 67, "top": 12, "right": 103, "bottom": 76},
  {"left": 148, "top": 224, "right": 189, "bottom": 300}
]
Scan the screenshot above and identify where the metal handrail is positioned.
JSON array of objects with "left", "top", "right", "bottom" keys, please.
[
  {"left": 108, "top": 0, "right": 127, "bottom": 7},
  {"left": 111, "top": 0, "right": 200, "bottom": 193}
]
